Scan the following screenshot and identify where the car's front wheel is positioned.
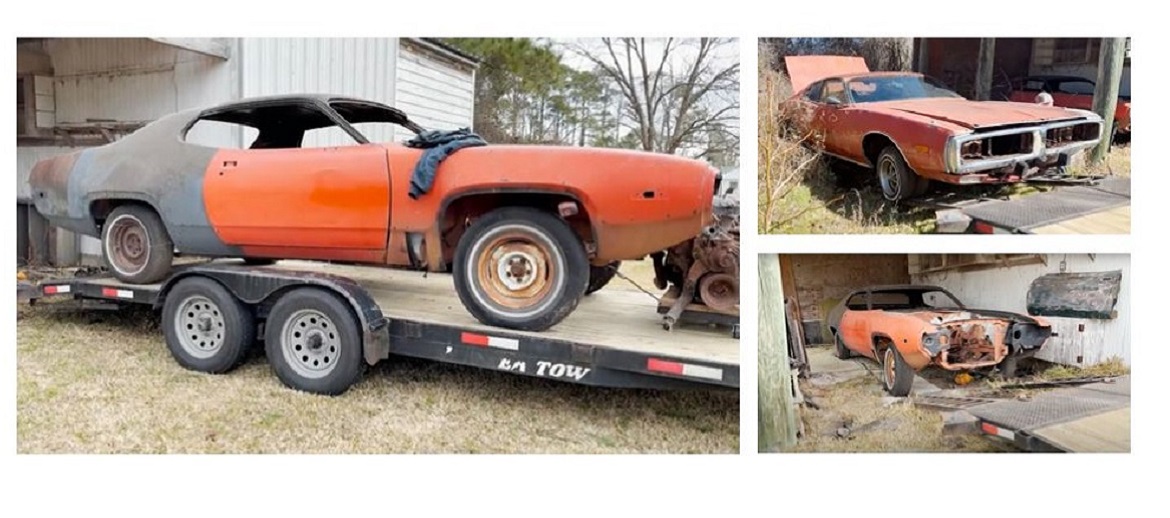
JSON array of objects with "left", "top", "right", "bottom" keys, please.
[
  {"left": 880, "top": 346, "right": 915, "bottom": 397},
  {"left": 875, "top": 145, "right": 921, "bottom": 202},
  {"left": 101, "top": 204, "right": 174, "bottom": 284},
  {"left": 453, "top": 207, "right": 588, "bottom": 331}
]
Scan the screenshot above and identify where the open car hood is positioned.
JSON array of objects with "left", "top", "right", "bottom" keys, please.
[
  {"left": 784, "top": 55, "right": 869, "bottom": 94},
  {"left": 873, "top": 99, "right": 1091, "bottom": 130}
]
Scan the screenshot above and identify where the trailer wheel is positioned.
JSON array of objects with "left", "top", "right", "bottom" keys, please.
[
  {"left": 162, "top": 277, "right": 255, "bottom": 374},
  {"left": 875, "top": 146, "right": 918, "bottom": 202},
  {"left": 102, "top": 204, "right": 174, "bottom": 283},
  {"left": 880, "top": 346, "right": 914, "bottom": 397},
  {"left": 453, "top": 207, "right": 588, "bottom": 331},
  {"left": 585, "top": 261, "right": 621, "bottom": 295},
  {"left": 264, "top": 287, "right": 364, "bottom": 395}
]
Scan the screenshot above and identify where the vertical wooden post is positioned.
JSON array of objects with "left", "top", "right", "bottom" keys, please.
[
  {"left": 1091, "top": 38, "right": 1127, "bottom": 163},
  {"left": 759, "top": 254, "right": 797, "bottom": 452},
  {"left": 975, "top": 38, "right": 996, "bottom": 101},
  {"left": 915, "top": 38, "right": 930, "bottom": 74}
]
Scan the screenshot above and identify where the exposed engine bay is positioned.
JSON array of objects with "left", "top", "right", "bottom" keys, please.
[{"left": 651, "top": 195, "right": 740, "bottom": 333}]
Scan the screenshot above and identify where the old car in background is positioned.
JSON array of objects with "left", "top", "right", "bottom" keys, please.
[
  {"left": 783, "top": 56, "right": 1104, "bottom": 201},
  {"left": 1010, "top": 75, "right": 1131, "bottom": 140},
  {"left": 827, "top": 285, "right": 1052, "bottom": 396},
  {"left": 29, "top": 94, "right": 720, "bottom": 332}
]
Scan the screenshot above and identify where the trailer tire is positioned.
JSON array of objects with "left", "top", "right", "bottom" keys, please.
[
  {"left": 585, "top": 261, "right": 621, "bottom": 295},
  {"left": 264, "top": 287, "right": 364, "bottom": 396},
  {"left": 102, "top": 204, "right": 173, "bottom": 284},
  {"left": 453, "top": 207, "right": 588, "bottom": 331},
  {"left": 880, "top": 346, "right": 914, "bottom": 397},
  {"left": 875, "top": 146, "right": 918, "bottom": 202},
  {"left": 162, "top": 277, "right": 255, "bottom": 374}
]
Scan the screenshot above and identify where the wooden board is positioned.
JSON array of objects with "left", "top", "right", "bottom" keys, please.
[
  {"left": 1033, "top": 407, "right": 1131, "bottom": 453},
  {"left": 1030, "top": 206, "right": 1131, "bottom": 234},
  {"left": 277, "top": 262, "right": 739, "bottom": 365}
]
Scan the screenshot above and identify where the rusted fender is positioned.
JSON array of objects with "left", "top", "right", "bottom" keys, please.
[{"left": 1027, "top": 270, "right": 1122, "bottom": 319}]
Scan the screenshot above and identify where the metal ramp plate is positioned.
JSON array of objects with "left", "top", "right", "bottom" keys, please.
[
  {"left": 968, "top": 377, "right": 1130, "bottom": 438},
  {"left": 962, "top": 177, "right": 1131, "bottom": 232},
  {"left": 913, "top": 394, "right": 999, "bottom": 411}
]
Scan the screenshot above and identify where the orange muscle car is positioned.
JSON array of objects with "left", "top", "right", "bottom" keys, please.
[
  {"left": 1010, "top": 75, "right": 1131, "bottom": 138},
  {"left": 783, "top": 56, "right": 1104, "bottom": 200},
  {"left": 827, "top": 285, "right": 1052, "bottom": 396},
  {"left": 29, "top": 94, "right": 720, "bottom": 331}
]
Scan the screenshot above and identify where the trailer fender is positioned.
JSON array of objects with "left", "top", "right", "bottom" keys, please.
[{"left": 156, "top": 266, "right": 391, "bottom": 365}]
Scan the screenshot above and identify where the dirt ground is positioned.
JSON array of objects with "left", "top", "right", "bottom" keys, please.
[
  {"left": 791, "top": 346, "right": 1010, "bottom": 453},
  {"left": 16, "top": 259, "right": 738, "bottom": 454}
]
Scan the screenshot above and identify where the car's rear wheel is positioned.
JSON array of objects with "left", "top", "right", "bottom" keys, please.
[
  {"left": 880, "top": 346, "right": 915, "bottom": 397},
  {"left": 101, "top": 204, "right": 173, "bottom": 284},
  {"left": 876, "top": 146, "right": 919, "bottom": 202},
  {"left": 453, "top": 207, "right": 588, "bottom": 331},
  {"left": 834, "top": 330, "right": 853, "bottom": 359},
  {"left": 585, "top": 261, "right": 621, "bottom": 295}
]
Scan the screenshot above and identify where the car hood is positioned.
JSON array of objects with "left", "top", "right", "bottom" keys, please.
[
  {"left": 868, "top": 98, "right": 1094, "bottom": 130},
  {"left": 895, "top": 308, "right": 1046, "bottom": 326}
]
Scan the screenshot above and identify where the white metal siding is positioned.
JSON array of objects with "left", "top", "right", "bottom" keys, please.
[
  {"left": 46, "top": 38, "right": 235, "bottom": 124},
  {"left": 240, "top": 38, "right": 399, "bottom": 147},
  {"left": 395, "top": 40, "right": 475, "bottom": 140},
  {"left": 911, "top": 254, "right": 1130, "bottom": 367}
]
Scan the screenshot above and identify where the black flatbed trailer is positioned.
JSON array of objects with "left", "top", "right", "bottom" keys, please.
[{"left": 21, "top": 260, "right": 739, "bottom": 394}]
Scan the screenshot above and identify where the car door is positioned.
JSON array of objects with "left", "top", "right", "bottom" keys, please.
[
  {"left": 812, "top": 79, "right": 852, "bottom": 158},
  {"left": 202, "top": 106, "right": 391, "bottom": 255}
]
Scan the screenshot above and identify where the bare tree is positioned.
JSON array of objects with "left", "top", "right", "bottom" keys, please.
[{"left": 573, "top": 38, "right": 740, "bottom": 158}]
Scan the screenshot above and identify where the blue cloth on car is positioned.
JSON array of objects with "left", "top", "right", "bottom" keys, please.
[{"left": 405, "top": 128, "right": 487, "bottom": 199}]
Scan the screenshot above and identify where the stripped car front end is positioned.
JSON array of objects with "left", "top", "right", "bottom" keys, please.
[{"left": 943, "top": 115, "right": 1103, "bottom": 181}]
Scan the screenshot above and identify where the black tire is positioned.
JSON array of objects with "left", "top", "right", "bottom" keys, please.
[
  {"left": 243, "top": 258, "right": 277, "bottom": 266},
  {"left": 264, "top": 287, "right": 364, "bottom": 395},
  {"left": 585, "top": 261, "right": 621, "bottom": 295},
  {"left": 875, "top": 146, "right": 920, "bottom": 202},
  {"left": 453, "top": 207, "right": 588, "bottom": 331},
  {"left": 880, "top": 346, "right": 915, "bottom": 397},
  {"left": 834, "top": 330, "right": 853, "bottom": 359},
  {"left": 162, "top": 277, "right": 255, "bottom": 374},
  {"left": 101, "top": 204, "right": 174, "bottom": 283}
]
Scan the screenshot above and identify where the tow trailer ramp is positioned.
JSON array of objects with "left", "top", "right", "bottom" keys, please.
[
  {"left": 25, "top": 261, "right": 739, "bottom": 392},
  {"left": 926, "top": 176, "right": 1131, "bottom": 234}
]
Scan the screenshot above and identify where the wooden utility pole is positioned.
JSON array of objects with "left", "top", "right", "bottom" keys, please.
[
  {"left": 759, "top": 254, "right": 797, "bottom": 452},
  {"left": 915, "top": 38, "right": 930, "bottom": 74},
  {"left": 1091, "top": 38, "right": 1127, "bottom": 163},
  {"left": 975, "top": 38, "right": 996, "bottom": 101}
]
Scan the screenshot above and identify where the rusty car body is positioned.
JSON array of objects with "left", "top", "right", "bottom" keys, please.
[
  {"left": 1010, "top": 75, "right": 1131, "bottom": 138},
  {"left": 29, "top": 94, "right": 719, "bottom": 331},
  {"left": 827, "top": 285, "right": 1052, "bottom": 396},
  {"left": 783, "top": 56, "right": 1104, "bottom": 200}
]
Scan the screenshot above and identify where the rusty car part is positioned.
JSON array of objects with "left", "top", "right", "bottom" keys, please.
[
  {"left": 1027, "top": 270, "right": 1122, "bottom": 319},
  {"left": 653, "top": 196, "right": 740, "bottom": 331}
]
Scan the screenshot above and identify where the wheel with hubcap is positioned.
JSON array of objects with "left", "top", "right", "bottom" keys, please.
[
  {"left": 880, "top": 346, "right": 915, "bottom": 397},
  {"left": 875, "top": 145, "right": 920, "bottom": 202},
  {"left": 264, "top": 287, "right": 364, "bottom": 395},
  {"left": 162, "top": 277, "right": 255, "bottom": 374},
  {"left": 453, "top": 207, "right": 588, "bottom": 331},
  {"left": 101, "top": 204, "right": 174, "bottom": 283}
]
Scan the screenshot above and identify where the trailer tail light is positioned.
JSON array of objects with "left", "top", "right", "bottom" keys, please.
[
  {"left": 42, "top": 284, "right": 71, "bottom": 295},
  {"left": 647, "top": 358, "right": 723, "bottom": 381},
  {"left": 980, "top": 421, "right": 1015, "bottom": 441},
  {"left": 460, "top": 332, "right": 520, "bottom": 351},
  {"left": 972, "top": 221, "right": 998, "bottom": 234},
  {"left": 101, "top": 288, "right": 135, "bottom": 299}
]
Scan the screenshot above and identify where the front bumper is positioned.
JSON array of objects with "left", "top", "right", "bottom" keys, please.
[{"left": 943, "top": 118, "right": 1103, "bottom": 178}]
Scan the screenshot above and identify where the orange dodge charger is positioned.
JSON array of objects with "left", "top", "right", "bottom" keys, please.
[{"left": 29, "top": 94, "right": 719, "bottom": 331}]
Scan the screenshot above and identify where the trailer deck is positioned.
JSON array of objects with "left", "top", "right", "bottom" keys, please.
[
  {"left": 970, "top": 376, "right": 1130, "bottom": 452},
  {"left": 925, "top": 177, "right": 1131, "bottom": 234},
  {"left": 26, "top": 260, "right": 739, "bottom": 392}
]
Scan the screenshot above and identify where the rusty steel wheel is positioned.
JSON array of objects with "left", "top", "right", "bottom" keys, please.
[
  {"left": 454, "top": 207, "right": 588, "bottom": 331},
  {"left": 880, "top": 346, "right": 914, "bottom": 397},
  {"left": 100, "top": 204, "right": 174, "bottom": 284}
]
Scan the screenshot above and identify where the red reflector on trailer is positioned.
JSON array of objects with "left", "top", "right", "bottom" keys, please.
[
  {"left": 647, "top": 358, "right": 723, "bottom": 380},
  {"left": 43, "top": 285, "right": 70, "bottom": 294},
  {"left": 101, "top": 288, "right": 134, "bottom": 299},
  {"left": 647, "top": 358, "right": 685, "bottom": 375},
  {"left": 981, "top": 422, "right": 998, "bottom": 435},
  {"left": 460, "top": 332, "right": 519, "bottom": 351},
  {"left": 972, "top": 221, "right": 996, "bottom": 234}
]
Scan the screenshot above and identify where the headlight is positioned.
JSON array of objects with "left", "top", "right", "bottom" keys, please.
[
  {"left": 944, "top": 136, "right": 960, "bottom": 173},
  {"left": 922, "top": 332, "right": 947, "bottom": 355}
]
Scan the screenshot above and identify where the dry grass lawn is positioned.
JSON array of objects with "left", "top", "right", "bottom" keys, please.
[{"left": 17, "top": 262, "right": 737, "bottom": 454}]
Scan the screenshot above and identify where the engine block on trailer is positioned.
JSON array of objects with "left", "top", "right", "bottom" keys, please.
[{"left": 652, "top": 195, "right": 740, "bottom": 331}]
